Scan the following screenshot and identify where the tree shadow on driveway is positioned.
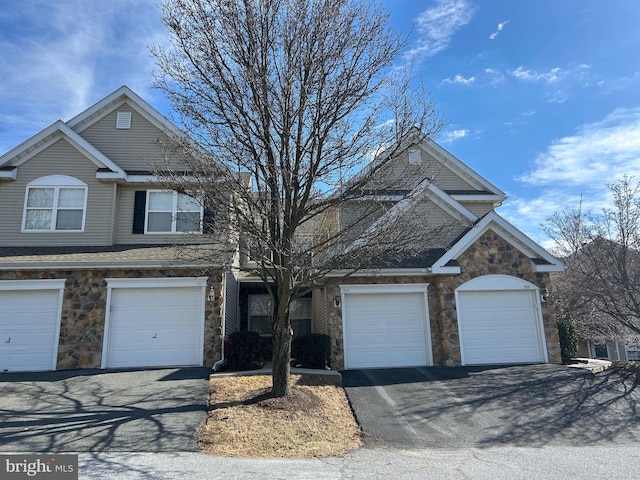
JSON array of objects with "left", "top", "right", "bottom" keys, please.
[
  {"left": 0, "top": 368, "right": 211, "bottom": 453},
  {"left": 342, "top": 365, "right": 640, "bottom": 448}
]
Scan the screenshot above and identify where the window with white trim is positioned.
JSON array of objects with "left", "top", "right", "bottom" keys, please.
[
  {"left": 145, "top": 190, "right": 203, "bottom": 233},
  {"left": 627, "top": 349, "right": 640, "bottom": 361},
  {"left": 594, "top": 343, "right": 609, "bottom": 359},
  {"left": 22, "top": 175, "right": 87, "bottom": 232},
  {"left": 248, "top": 294, "right": 272, "bottom": 335},
  {"left": 248, "top": 295, "right": 312, "bottom": 337},
  {"left": 290, "top": 298, "right": 312, "bottom": 337}
]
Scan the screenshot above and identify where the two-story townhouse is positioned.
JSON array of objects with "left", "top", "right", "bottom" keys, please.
[
  {"left": 0, "top": 86, "right": 564, "bottom": 373},
  {"left": 309, "top": 137, "right": 564, "bottom": 368},
  {"left": 0, "top": 86, "right": 232, "bottom": 372}
]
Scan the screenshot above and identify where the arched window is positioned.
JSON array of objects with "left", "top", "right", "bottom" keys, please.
[{"left": 22, "top": 175, "right": 88, "bottom": 232}]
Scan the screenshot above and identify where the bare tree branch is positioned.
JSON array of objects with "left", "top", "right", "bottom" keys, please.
[
  {"left": 545, "top": 176, "right": 640, "bottom": 346},
  {"left": 152, "top": 0, "right": 447, "bottom": 396}
]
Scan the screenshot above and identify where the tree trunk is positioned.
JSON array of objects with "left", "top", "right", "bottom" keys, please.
[{"left": 271, "top": 305, "right": 292, "bottom": 397}]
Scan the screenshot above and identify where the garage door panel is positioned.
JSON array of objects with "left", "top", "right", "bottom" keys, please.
[
  {"left": 458, "top": 289, "right": 544, "bottom": 365},
  {"left": 0, "top": 289, "right": 61, "bottom": 372},
  {"left": 343, "top": 290, "right": 429, "bottom": 369},
  {"left": 106, "top": 286, "right": 204, "bottom": 368}
]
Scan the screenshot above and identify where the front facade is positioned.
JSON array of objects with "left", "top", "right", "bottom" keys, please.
[
  {"left": 0, "top": 87, "right": 229, "bottom": 372},
  {"left": 0, "top": 86, "right": 563, "bottom": 373},
  {"left": 233, "top": 134, "right": 564, "bottom": 369}
]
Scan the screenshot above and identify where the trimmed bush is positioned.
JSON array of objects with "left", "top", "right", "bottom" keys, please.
[
  {"left": 226, "top": 330, "right": 262, "bottom": 371},
  {"left": 557, "top": 318, "right": 578, "bottom": 361},
  {"left": 291, "top": 333, "right": 331, "bottom": 369}
]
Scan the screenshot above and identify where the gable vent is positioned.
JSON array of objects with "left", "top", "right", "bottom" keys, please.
[
  {"left": 408, "top": 148, "right": 422, "bottom": 165},
  {"left": 116, "top": 111, "right": 132, "bottom": 129}
]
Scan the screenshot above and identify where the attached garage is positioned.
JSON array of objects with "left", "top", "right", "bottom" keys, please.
[
  {"left": 102, "top": 277, "right": 207, "bottom": 369},
  {"left": 341, "top": 284, "right": 432, "bottom": 369},
  {"left": 456, "top": 275, "right": 548, "bottom": 365},
  {"left": 0, "top": 279, "right": 65, "bottom": 372}
]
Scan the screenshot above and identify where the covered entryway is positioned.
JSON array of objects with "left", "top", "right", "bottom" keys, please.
[
  {"left": 456, "top": 275, "right": 548, "bottom": 365},
  {"left": 102, "top": 277, "right": 207, "bottom": 368},
  {"left": 341, "top": 284, "right": 431, "bottom": 369},
  {"left": 0, "top": 279, "right": 65, "bottom": 372}
]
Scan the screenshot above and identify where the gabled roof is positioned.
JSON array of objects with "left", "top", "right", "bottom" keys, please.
[
  {"left": 0, "top": 120, "right": 126, "bottom": 179},
  {"left": 0, "top": 86, "right": 188, "bottom": 183},
  {"left": 431, "top": 211, "right": 564, "bottom": 273},
  {"left": 67, "top": 85, "right": 179, "bottom": 135},
  {"left": 344, "top": 178, "right": 478, "bottom": 254},
  {"left": 419, "top": 136, "right": 505, "bottom": 200},
  {"left": 357, "top": 128, "right": 506, "bottom": 201}
]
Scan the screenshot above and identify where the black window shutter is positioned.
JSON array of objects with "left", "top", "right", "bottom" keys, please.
[
  {"left": 203, "top": 209, "right": 214, "bottom": 234},
  {"left": 132, "top": 190, "right": 147, "bottom": 234}
]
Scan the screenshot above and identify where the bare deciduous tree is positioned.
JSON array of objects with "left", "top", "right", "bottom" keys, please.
[
  {"left": 152, "top": 0, "right": 449, "bottom": 397},
  {"left": 545, "top": 176, "right": 640, "bottom": 345}
]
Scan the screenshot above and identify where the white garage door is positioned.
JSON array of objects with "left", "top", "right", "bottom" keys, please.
[
  {"left": 457, "top": 276, "right": 547, "bottom": 365},
  {"left": 104, "top": 278, "right": 206, "bottom": 368},
  {"left": 342, "top": 284, "right": 430, "bottom": 369},
  {"left": 0, "top": 280, "right": 65, "bottom": 372}
]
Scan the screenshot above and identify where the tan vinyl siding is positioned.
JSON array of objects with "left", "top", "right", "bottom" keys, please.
[
  {"left": 0, "top": 139, "right": 115, "bottom": 246},
  {"left": 77, "top": 102, "right": 187, "bottom": 172},
  {"left": 369, "top": 148, "right": 477, "bottom": 192},
  {"left": 338, "top": 201, "right": 390, "bottom": 242},
  {"left": 463, "top": 202, "right": 495, "bottom": 218},
  {"left": 406, "top": 197, "right": 469, "bottom": 246}
]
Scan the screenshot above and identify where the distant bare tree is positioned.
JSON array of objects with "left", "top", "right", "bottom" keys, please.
[
  {"left": 545, "top": 177, "right": 640, "bottom": 344},
  {"left": 152, "top": 0, "right": 449, "bottom": 396}
]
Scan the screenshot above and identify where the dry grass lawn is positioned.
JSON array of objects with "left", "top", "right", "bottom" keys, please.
[{"left": 198, "top": 374, "right": 363, "bottom": 458}]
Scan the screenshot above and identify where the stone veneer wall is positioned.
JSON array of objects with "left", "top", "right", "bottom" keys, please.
[
  {"left": 449, "top": 229, "right": 561, "bottom": 365},
  {"left": 323, "top": 228, "right": 562, "bottom": 369},
  {"left": 324, "top": 276, "right": 438, "bottom": 370},
  {"left": 0, "top": 269, "right": 223, "bottom": 369}
]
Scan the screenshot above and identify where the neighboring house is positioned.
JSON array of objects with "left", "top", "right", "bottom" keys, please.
[
  {"left": 304, "top": 137, "right": 564, "bottom": 369},
  {"left": 0, "top": 86, "right": 564, "bottom": 373},
  {"left": 577, "top": 335, "right": 640, "bottom": 362}
]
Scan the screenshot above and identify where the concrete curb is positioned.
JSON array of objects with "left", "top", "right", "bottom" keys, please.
[{"left": 566, "top": 358, "right": 612, "bottom": 374}]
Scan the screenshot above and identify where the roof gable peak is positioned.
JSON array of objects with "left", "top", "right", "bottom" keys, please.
[
  {"left": 431, "top": 211, "right": 563, "bottom": 273},
  {"left": 0, "top": 120, "right": 125, "bottom": 177},
  {"left": 67, "top": 85, "right": 178, "bottom": 136}
]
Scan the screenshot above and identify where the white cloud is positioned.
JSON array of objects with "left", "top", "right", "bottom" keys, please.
[
  {"left": 441, "top": 129, "right": 469, "bottom": 143},
  {"left": 406, "top": 0, "right": 475, "bottom": 59},
  {"left": 545, "top": 90, "right": 568, "bottom": 103},
  {"left": 441, "top": 74, "right": 476, "bottom": 85},
  {"left": 489, "top": 20, "right": 509, "bottom": 40},
  {"left": 503, "top": 108, "right": 640, "bottom": 244},
  {"left": 500, "top": 188, "right": 612, "bottom": 246},
  {"left": 0, "top": 0, "right": 165, "bottom": 153},
  {"left": 484, "top": 67, "right": 505, "bottom": 85},
  {"left": 510, "top": 66, "right": 563, "bottom": 83},
  {"left": 519, "top": 107, "right": 640, "bottom": 187}
]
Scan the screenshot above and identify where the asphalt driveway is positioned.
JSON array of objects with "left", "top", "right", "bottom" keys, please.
[
  {"left": 0, "top": 367, "right": 210, "bottom": 452},
  {"left": 342, "top": 364, "right": 640, "bottom": 449}
]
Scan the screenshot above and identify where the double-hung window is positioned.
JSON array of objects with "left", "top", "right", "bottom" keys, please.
[
  {"left": 145, "top": 190, "right": 203, "bottom": 233},
  {"left": 248, "top": 295, "right": 312, "bottom": 337},
  {"left": 22, "top": 176, "right": 87, "bottom": 232}
]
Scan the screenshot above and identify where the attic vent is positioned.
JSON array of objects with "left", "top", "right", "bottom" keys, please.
[
  {"left": 408, "top": 149, "right": 422, "bottom": 165},
  {"left": 116, "top": 111, "right": 132, "bottom": 129}
]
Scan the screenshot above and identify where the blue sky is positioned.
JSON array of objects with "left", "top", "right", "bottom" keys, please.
[{"left": 1, "top": 0, "right": 639, "bottom": 246}]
